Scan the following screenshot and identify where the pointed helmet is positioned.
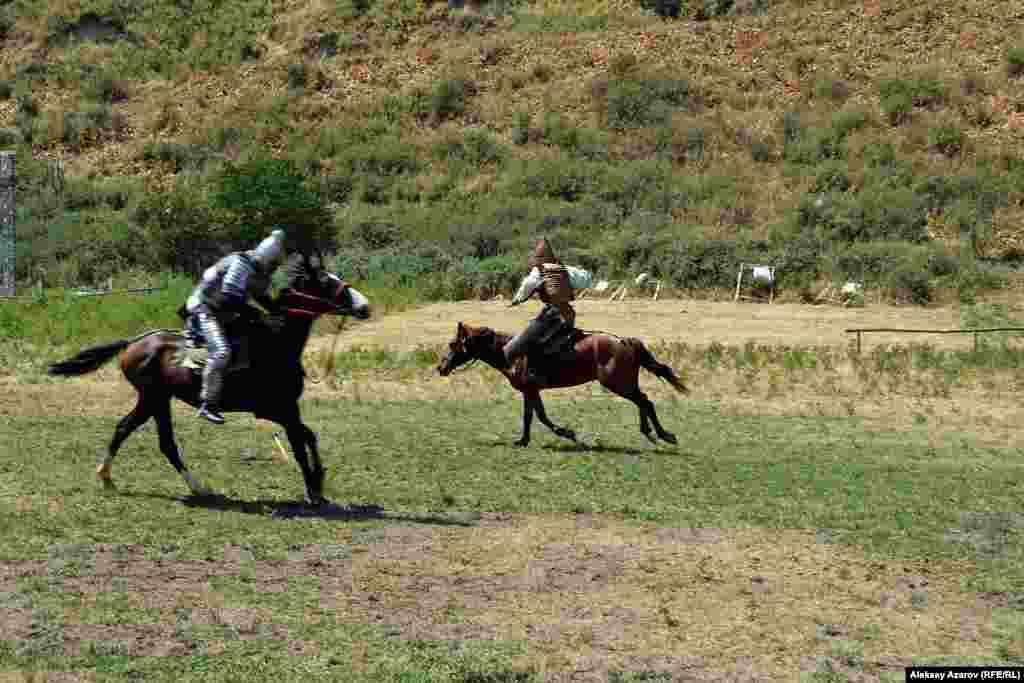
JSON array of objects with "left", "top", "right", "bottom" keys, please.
[
  {"left": 528, "top": 237, "right": 559, "bottom": 269},
  {"left": 249, "top": 229, "right": 287, "bottom": 271}
]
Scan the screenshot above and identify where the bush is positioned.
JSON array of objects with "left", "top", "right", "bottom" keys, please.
[
  {"left": 131, "top": 183, "right": 220, "bottom": 274},
  {"left": 429, "top": 78, "right": 474, "bottom": 124},
  {"left": 83, "top": 72, "right": 129, "bottom": 103},
  {"left": 784, "top": 127, "right": 845, "bottom": 165},
  {"left": 1006, "top": 47, "right": 1024, "bottom": 78},
  {"left": 542, "top": 113, "right": 609, "bottom": 161},
  {"left": 637, "top": 0, "right": 683, "bottom": 18},
  {"left": 814, "top": 77, "right": 849, "bottom": 102},
  {"left": 434, "top": 129, "right": 505, "bottom": 167},
  {"left": 211, "top": 156, "right": 335, "bottom": 254},
  {"left": 929, "top": 123, "right": 964, "bottom": 157},
  {"left": 881, "top": 91, "right": 912, "bottom": 126},
  {"left": 511, "top": 159, "right": 602, "bottom": 202},
  {"left": 141, "top": 142, "right": 215, "bottom": 173},
  {"left": 889, "top": 265, "right": 932, "bottom": 304},
  {"left": 286, "top": 62, "right": 308, "bottom": 89},
  {"left": 606, "top": 77, "right": 693, "bottom": 129},
  {"left": 0, "top": 7, "right": 14, "bottom": 41},
  {"left": 512, "top": 111, "right": 531, "bottom": 145}
]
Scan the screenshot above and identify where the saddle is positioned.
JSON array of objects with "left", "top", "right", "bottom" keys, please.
[
  {"left": 172, "top": 339, "right": 251, "bottom": 374},
  {"left": 516, "top": 327, "right": 587, "bottom": 383}
]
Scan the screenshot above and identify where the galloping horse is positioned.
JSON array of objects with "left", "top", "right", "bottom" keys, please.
[
  {"left": 47, "top": 255, "right": 370, "bottom": 504},
  {"left": 437, "top": 322, "right": 687, "bottom": 447}
]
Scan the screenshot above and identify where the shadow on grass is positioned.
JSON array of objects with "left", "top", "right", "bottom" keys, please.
[
  {"left": 472, "top": 438, "right": 674, "bottom": 455},
  {"left": 119, "top": 490, "right": 480, "bottom": 526}
]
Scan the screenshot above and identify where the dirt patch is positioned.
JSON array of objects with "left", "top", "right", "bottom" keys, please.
[
  {"left": 309, "top": 299, "right": 969, "bottom": 353},
  {"left": 0, "top": 516, "right": 1005, "bottom": 678}
]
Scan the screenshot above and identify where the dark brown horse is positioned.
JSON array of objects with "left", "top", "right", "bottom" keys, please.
[
  {"left": 47, "top": 256, "right": 370, "bottom": 504},
  {"left": 437, "top": 322, "right": 687, "bottom": 447}
]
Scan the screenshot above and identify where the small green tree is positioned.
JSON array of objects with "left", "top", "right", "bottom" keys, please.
[{"left": 211, "top": 156, "right": 335, "bottom": 257}]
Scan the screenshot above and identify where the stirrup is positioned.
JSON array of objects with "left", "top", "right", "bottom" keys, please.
[{"left": 197, "top": 403, "right": 225, "bottom": 424}]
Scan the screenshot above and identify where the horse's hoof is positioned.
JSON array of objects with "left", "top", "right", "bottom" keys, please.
[
  {"left": 558, "top": 429, "right": 577, "bottom": 441},
  {"left": 513, "top": 439, "right": 530, "bottom": 448},
  {"left": 643, "top": 431, "right": 658, "bottom": 444},
  {"left": 660, "top": 432, "right": 678, "bottom": 445}
]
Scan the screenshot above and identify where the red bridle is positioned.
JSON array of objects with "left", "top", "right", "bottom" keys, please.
[{"left": 281, "top": 278, "right": 349, "bottom": 318}]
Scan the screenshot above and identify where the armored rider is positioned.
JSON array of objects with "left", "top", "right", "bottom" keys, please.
[
  {"left": 504, "top": 237, "right": 580, "bottom": 386},
  {"left": 184, "top": 229, "right": 287, "bottom": 424}
]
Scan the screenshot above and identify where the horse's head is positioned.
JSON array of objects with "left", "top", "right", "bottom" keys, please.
[
  {"left": 437, "top": 322, "right": 495, "bottom": 376},
  {"left": 279, "top": 253, "right": 371, "bottom": 320}
]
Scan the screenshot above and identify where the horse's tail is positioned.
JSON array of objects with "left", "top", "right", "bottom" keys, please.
[
  {"left": 627, "top": 338, "right": 689, "bottom": 394},
  {"left": 48, "top": 329, "right": 174, "bottom": 377}
]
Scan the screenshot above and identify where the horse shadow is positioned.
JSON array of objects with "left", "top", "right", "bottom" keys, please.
[
  {"left": 473, "top": 438, "right": 674, "bottom": 456},
  {"left": 118, "top": 490, "right": 480, "bottom": 526}
]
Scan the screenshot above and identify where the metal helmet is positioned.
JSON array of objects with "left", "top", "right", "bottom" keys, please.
[
  {"left": 249, "top": 229, "right": 286, "bottom": 271},
  {"left": 528, "top": 236, "right": 559, "bottom": 270}
]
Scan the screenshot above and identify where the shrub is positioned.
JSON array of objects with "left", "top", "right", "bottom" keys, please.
[
  {"left": 141, "top": 142, "right": 215, "bottom": 173},
  {"left": 512, "top": 111, "right": 531, "bottom": 145},
  {"left": 511, "top": 159, "right": 601, "bottom": 202},
  {"left": 0, "top": 82, "right": 10, "bottom": 100},
  {"left": 606, "top": 77, "right": 692, "bottom": 129},
  {"left": 429, "top": 78, "right": 474, "bottom": 124},
  {"left": 784, "top": 127, "right": 845, "bottom": 165},
  {"left": 929, "top": 123, "right": 964, "bottom": 157},
  {"left": 0, "top": 128, "right": 19, "bottom": 147},
  {"left": 812, "top": 161, "right": 850, "bottom": 193},
  {"left": 83, "top": 72, "right": 129, "bottom": 103},
  {"left": 781, "top": 110, "right": 802, "bottom": 144},
  {"left": 211, "top": 156, "right": 335, "bottom": 253},
  {"left": 637, "top": 0, "right": 683, "bottom": 18},
  {"left": 0, "top": 7, "right": 14, "bottom": 40},
  {"left": 750, "top": 140, "right": 772, "bottom": 162},
  {"left": 1006, "top": 47, "right": 1024, "bottom": 78},
  {"left": 814, "top": 76, "right": 849, "bottom": 102},
  {"left": 286, "top": 62, "right": 308, "bottom": 89},
  {"left": 881, "top": 91, "right": 912, "bottom": 125},
  {"left": 889, "top": 265, "right": 932, "bottom": 304}
]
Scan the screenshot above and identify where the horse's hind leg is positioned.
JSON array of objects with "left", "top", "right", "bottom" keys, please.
[
  {"left": 102, "top": 397, "right": 153, "bottom": 488},
  {"left": 152, "top": 398, "right": 212, "bottom": 496},
  {"left": 637, "top": 390, "right": 677, "bottom": 444},
  {"left": 603, "top": 380, "right": 672, "bottom": 445},
  {"left": 532, "top": 395, "right": 577, "bottom": 442}
]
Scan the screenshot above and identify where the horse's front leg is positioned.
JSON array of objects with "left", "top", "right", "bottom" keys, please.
[
  {"left": 532, "top": 395, "right": 577, "bottom": 442},
  {"left": 514, "top": 393, "right": 535, "bottom": 447}
]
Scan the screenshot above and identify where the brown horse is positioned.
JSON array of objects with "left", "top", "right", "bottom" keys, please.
[
  {"left": 437, "top": 322, "right": 687, "bottom": 447},
  {"left": 47, "top": 255, "right": 370, "bottom": 505}
]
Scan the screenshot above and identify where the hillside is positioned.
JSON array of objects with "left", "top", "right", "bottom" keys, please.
[{"left": 2, "top": 0, "right": 1024, "bottom": 303}]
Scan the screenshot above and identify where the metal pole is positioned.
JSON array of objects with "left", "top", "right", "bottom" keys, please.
[
  {"left": 0, "top": 151, "right": 14, "bottom": 297},
  {"left": 856, "top": 331, "right": 861, "bottom": 355},
  {"left": 974, "top": 332, "right": 978, "bottom": 353}
]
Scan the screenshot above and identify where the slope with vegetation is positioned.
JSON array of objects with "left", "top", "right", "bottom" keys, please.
[{"left": 1, "top": 0, "right": 1024, "bottom": 307}]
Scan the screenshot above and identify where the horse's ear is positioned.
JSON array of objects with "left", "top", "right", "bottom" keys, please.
[{"left": 457, "top": 321, "right": 466, "bottom": 337}]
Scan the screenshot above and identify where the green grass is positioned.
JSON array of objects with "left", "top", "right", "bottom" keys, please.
[{"left": 1, "top": 394, "right": 1023, "bottom": 678}]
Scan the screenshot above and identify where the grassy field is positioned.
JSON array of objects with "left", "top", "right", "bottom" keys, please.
[{"left": 2, "top": 351, "right": 1024, "bottom": 680}]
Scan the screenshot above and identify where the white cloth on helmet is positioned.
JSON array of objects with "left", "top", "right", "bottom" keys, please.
[
  {"left": 510, "top": 266, "right": 593, "bottom": 306},
  {"left": 752, "top": 266, "right": 774, "bottom": 283}
]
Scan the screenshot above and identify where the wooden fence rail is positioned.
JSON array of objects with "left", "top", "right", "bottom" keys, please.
[{"left": 845, "top": 327, "right": 1024, "bottom": 354}]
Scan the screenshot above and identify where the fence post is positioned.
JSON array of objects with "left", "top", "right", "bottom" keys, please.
[
  {"left": 856, "top": 330, "right": 862, "bottom": 355},
  {"left": 0, "top": 151, "right": 14, "bottom": 297},
  {"left": 974, "top": 332, "right": 979, "bottom": 353}
]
